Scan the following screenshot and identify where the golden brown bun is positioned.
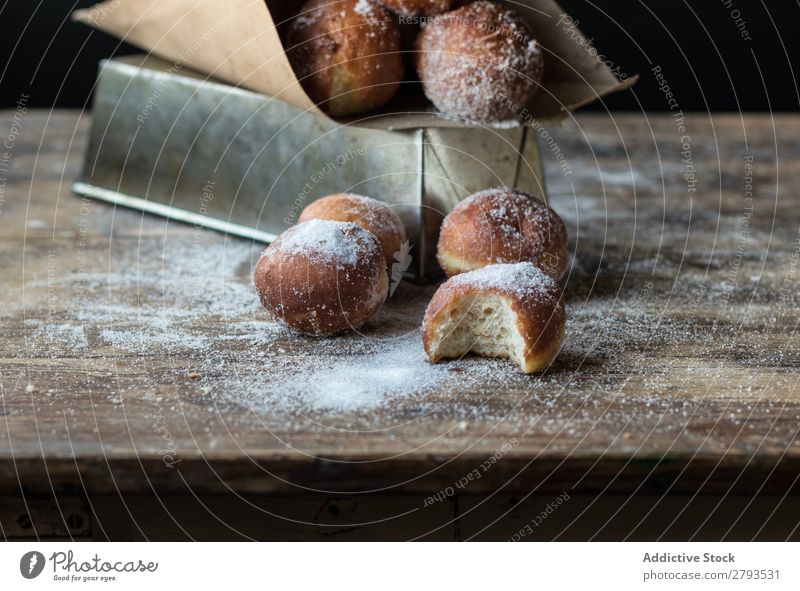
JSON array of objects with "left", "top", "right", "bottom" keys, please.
[
  {"left": 437, "top": 187, "right": 568, "bottom": 281},
  {"left": 377, "top": 0, "right": 459, "bottom": 17},
  {"left": 422, "top": 262, "right": 565, "bottom": 373},
  {"left": 414, "top": 1, "right": 544, "bottom": 122},
  {"left": 254, "top": 220, "right": 388, "bottom": 335},
  {"left": 287, "top": 0, "right": 404, "bottom": 117},
  {"left": 298, "top": 193, "right": 407, "bottom": 269}
]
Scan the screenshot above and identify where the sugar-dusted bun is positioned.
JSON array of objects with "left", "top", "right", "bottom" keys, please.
[
  {"left": 422, "top": 262, "right": 564, "bottom": 373},
  {"left": 414, "top": 1, "right": 544, "bottom": 122},
  {"left": 298, "top": 193, "right": 407, "bottom": 269},
  {"left": 287, "top": 0, "right": 404, "bottom": 117},
  {"left": 377, "top": 0, "right": 458, "bottom": 17},
  {"left": 437, "top": 187, "right": 568, "bottom": 281},
  {"left": 254, "top": 220, "right": 388, "bottom": 335}
]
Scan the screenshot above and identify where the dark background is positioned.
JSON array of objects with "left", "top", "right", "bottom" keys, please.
[{"left": 1, "top": 0, "right": 798, "bottom": 112}]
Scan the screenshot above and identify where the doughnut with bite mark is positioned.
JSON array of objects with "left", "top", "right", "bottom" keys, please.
[
  {"left": 422, "top": 262, "right": 565, "bottom": 373},
  {"left": 254, "top": 220, "right": 388, "bottom": 335}
]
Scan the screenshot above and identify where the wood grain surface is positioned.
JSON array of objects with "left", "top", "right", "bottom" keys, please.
[{"left": 1, "top": 110, "right": 799, "bottom": 517}]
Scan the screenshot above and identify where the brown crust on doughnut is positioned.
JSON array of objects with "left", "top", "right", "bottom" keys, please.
[
  {"left": 436, "top": 187, "right": 569, "bottom": 281},
  {"left": 377, "top": 0, "right": 459, "bottom": 17},
  {"left": 298, "top": 193, "right": 407, "bottom": 269},
  {"left": 254, "top": 220, "right": 388, "bottom": 335},
  {"left": 422, "top": 263, "right": 565, "bottom": 373},
  {"left": 287, "top": 0, "right": 404, "bottom": 117},
  {"left": 414, "top": 0, "right": 544, "bottom": 122}
]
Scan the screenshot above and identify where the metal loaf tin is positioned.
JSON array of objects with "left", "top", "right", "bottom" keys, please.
[{"left": 73, "top": 56, "right": 545, "bottom": 280}]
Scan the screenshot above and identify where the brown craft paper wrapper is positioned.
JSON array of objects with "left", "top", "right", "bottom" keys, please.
[{"left": 72, "top": 0, "right": 636, "bottom": 130}]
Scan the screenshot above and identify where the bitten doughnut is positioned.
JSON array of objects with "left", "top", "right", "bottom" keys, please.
[
  {"left": 414, "top": 1, "right": 544, "bottom": 122},
  {"left": 298, "top": 193, "right": 407, "bottom": 269},
  {"left": 422, "top": 262, "right": 565, "bottom": 373},
  {"left": 377, "top": 0, "right": 458, "bottom": 17},
  {"left": 437, "top": 187, "right": 568, "bottom": 281},
  {"left": 254, "top": 220, "right": 388, "bottom": 335},
  {"left": 287, "top": 0, "right": 404, "bottom": 117}
]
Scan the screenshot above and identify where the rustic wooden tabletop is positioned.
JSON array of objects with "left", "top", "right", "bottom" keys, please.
[{"left": 1, "top": 111, "right": 798, "bottom": 540}]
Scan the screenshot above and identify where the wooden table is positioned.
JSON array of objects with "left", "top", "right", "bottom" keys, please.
[{"left": 1, "top": 111, "right": 799, "bottom": 541}]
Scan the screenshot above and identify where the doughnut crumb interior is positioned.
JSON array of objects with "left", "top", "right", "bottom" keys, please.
[
  {"left": 427, "top": 294, "right": 530, "bottom": 366},
  {"left": 423, "top": 262, "right": 565, "bottom": 373}
]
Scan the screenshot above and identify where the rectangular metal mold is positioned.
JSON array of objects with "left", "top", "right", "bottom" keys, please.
[{"left": 74, "top": 56, "right": 545, "bottom": 279}]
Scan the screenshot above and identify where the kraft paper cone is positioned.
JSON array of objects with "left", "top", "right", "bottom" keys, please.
[
  {"left": 72, "top": 0, "right": 320, "bottom": 115},
  {"left": 73, "top": 0, "right": 636, "bottom": 128}
]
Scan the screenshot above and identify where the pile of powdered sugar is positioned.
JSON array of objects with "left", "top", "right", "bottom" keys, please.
[{"left": 222, "top": 332, "right": 446, "bottom": 415}]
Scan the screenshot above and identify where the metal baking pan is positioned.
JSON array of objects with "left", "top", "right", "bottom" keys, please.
[{"left": 73, "top": 55, "right": 546, "bottom": 279}]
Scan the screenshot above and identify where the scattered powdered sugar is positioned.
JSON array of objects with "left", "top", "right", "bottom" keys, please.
[
  {"left": 291, "top": 0, "right": 392, "bottom": 47},
  {"left": 292, "top": 7, "right": 322, "bottom": 29},
  {"left": 463, "top": 186, "right": 546, "bottom": 213},
  {"left": 344, "top": 194, "right": 402, "bottom": 234},
  {"left": 18, "top": 167, "right": 781, "bottom": 442},
  {"left": 19, "top": 219, "right": 763, "bottom": 439},
  {"left": 443, "top": 187, "right": 566, "bottom": 277},
  {"left": 22, "top": 230, "right": 526, "bottom": 423},
  {"left": 273, "top": 219, "right": 376, "bottom": 267},
  {"left": 354, "top": 0, "right": 377, "bottom": 18},
  {"left": 100, "top": 327, "right": 209, "bottom": 353},
  {"left": 213, "top": 325, "right": 543, "bottom": 431},
  {"left": 217, "top": 319, "right": 288, "bottom": 347},
  {"left": 351, "top": 0, "right": 394, "bottom": 33},
  {"left": 26, "top": 321, "right": 88, "bottom": 352},
  {"left": 303, "top": 193, "right": 404, "bottom": 238},
  {"left": 20, "top": 237, "right": 262, "bottom": 358}
]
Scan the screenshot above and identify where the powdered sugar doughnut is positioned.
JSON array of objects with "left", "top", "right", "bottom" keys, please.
[
  {"left": 254, "top": 220, "right": 389, "bottom": 335},
  {"left": 423, "top": 262, "right": 565, "bottom": 373},
  {"left": 287, "top": 0, "right": 404, "bottom": 117},
  {"left": 414, "top": 1, "right": 544, "bottom": 122},
  {"left": 298, "top": 193, "right": 406, "bottom": 269},
  {"left": 437, "top": 187, "right": 568, "bottom": 281},
  {"left": 377, "top": 0, "right": 458, "bottom": 17}
]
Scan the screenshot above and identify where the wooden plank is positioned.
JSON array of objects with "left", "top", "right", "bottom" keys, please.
[
  {"left": 7, "top": 491, "right": 799, "bottom": 541},
  {"left": 0, "top": 111, "right": 798, "bottom": 498}
]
